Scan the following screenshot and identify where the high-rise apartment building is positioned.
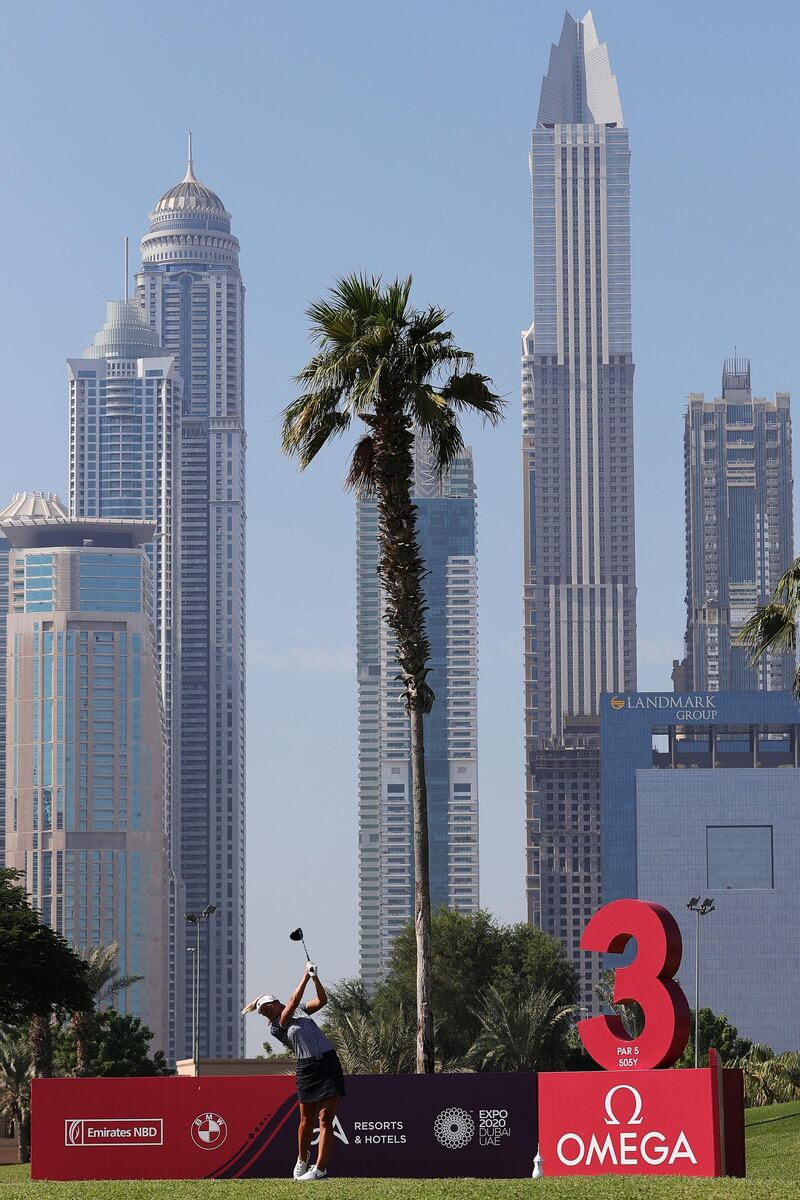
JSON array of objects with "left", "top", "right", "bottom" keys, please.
[
  {"left": 0, "top": 533, "right": 9, "bottom": 865},
  {"left": 358, "top": 441, "right": 479, "bottom": 990},
  {"left": 135, "top": 139, "right": 246, "bottom": 1058},
  {"left": 524, "top": 12, "right": 637, "bottom": 1004},
  {"left": 69, "top": 297, "right": 182, "bottom": 1057},
  {"left": 0, "top": 493, "right": 168, "bottom": 1050},
  {"left": 677, "top": 359, "right": 794, "bottom": 692}
]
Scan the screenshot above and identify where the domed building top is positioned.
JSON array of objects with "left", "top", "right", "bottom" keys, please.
[
  {"left": 0, "top": 492, "right": 68, "bottom": 521},
  {"left": 152, "top": 132, "right": 228, "bottom": 217},
  {"left": 84, "top": 299, "right": 161, "bottom": 360}
]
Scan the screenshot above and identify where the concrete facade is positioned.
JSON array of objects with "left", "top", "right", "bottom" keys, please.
[
  {"left": 637, "top": 769, "right": 800, "bottom": 1052},
  {"left": 601, "top": 689, "right": 800, "bottom": 1051}
]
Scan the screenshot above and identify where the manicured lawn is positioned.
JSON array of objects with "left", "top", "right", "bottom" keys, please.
[
  {"left": 744, "top": 1099, "right": 800, "bottom": 1183},
  {"left": 0, "top": 1103, "right": 797, "bottom": 1199}
]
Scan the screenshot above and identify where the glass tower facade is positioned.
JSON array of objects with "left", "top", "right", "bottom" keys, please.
[
  {"left": 357, "top": 441, "right": 479, "bottom": 989},
  {"left": 0, "top": 494, "right": 168, "bottom": 1051},
  {"left": 68, "top": 298, "right": 183, "bottom": 1058},
  {"left": 135, "top": 141, "right": 246, "bottom": 1059},
  {"left": 524, "top": 12, "right": 637, "bottom": 1008},
  {"left": 677, "top": 359, "right": 794, "bottom": 692}
]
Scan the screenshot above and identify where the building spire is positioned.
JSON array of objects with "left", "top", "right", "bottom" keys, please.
[
  {"left": 537, "top": 10, "right": 623, "bottom": 127},
  {"left": 185, "top": 129, "right": 195, "bottom": 181},
  {"left": 124, "top": 235, "right": 129, "bottom": 303}
]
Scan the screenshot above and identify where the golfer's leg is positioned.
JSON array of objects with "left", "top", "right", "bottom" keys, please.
[
  {"left": 298, "top": 1101, "right": 319, "bottom": 1162},
  {"left": 316, "top": 1098, "right": 339, "bottom": 1169}
]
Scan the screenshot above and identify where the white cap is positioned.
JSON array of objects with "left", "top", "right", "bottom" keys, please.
[{"left": 241, "top": 994, "right": 277, "bottom": 1015}]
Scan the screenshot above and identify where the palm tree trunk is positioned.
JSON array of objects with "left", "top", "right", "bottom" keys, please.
[
  {"left": 410, "top": 702, "right": 435, "bottom": 1073},
  {"left": 28, "top": 1015, "right": 52, "bottom": 1079},
  {"left": 17, "top": 1111, "right": 30, "bottom": 1165},
  {"left": 72, "top": 1011, "right": 93, "bottom": 1078},
  {"left": 372, "top": 404, "right": 436, "bottom": 1073}
]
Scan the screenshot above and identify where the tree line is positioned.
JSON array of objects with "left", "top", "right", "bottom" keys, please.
[{"left": 0, "top": 869, "right": 168, "bottom": 1163}]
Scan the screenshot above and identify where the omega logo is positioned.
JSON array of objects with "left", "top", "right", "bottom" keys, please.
[
  {"left": 556, "top": 1085, "right": 697, "bottom": 1169},
  {"left": 604, "top": 1085, "right": 643, "bottom": 1126}
]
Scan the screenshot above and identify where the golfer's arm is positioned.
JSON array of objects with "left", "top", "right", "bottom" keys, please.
[
  {"left": 304, "top": 975, "right": 327, "bottom": 1015},
  {"left": 279, "top": 973, "right": 309, "bottom": 1025}
]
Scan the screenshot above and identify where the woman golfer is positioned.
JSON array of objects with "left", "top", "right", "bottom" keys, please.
[{"left": 243, "top": 964, "right": 345, "bottom": 1181}]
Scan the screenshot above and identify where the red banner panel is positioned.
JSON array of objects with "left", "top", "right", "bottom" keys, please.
[
  {"left": 32, "top": 1072, "right": 538, "bottom": 1180},
  {"left": 538, "top": 1066, "right": 744, "bottom": 1177}
]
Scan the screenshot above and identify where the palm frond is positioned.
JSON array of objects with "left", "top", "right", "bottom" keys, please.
[
  {"left": 439, "top": 372, "right": 506, "bottom": 424},
  {"left": 738, "top": 602, "right": 797, "bottom": 663},
  {"left": 281, "top": 392, "right": 351, "bottom": 467},
  {"left": 345, "top": 436, "right": 377, "bottom": 494},
  {"left": 771, "top": 560, "right": 800, "bottom": 608},
  {"left": 467, "top": 985, "right": 575, "bottom": 1073}
]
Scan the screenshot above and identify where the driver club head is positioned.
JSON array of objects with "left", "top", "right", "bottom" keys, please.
[{"left": 289, "top": 926, "right": 311, "bottom": 961}]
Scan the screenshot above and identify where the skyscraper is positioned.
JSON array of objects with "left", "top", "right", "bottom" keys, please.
[
  {"left": 0, "top": 532, "right": 9, "bottom": 866},
  {"left": 69, "top": 297, "right": 182, "bottom": 1057},
  {"left": 358, "top": 441, "right": 479, "bottom": 990},
  {"left": 524, "top": 12, "right": 636, "bottom": 1002},
  {"left": 678, "top": 359, "right": 794, "bottom": 692},
  {"left": 0, "top": 493, "right": 168, "bottom": 1050},
  {"left": 135, "top": 137, "right": 246, "bottom": 1059}
]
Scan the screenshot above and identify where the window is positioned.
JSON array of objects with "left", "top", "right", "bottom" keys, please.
[{"left": 707, "top": 825, "right": 773, "bottom": 889}]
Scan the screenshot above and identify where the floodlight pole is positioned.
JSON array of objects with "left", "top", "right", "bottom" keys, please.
[
  {"left": 184, "top": 904, "right": 218, "bottom": 1077},
  {"left": 186, "top": 947, "right": 197, "bottom": 1075},
  {"left": 687, "top": 896, "right": 715, "bottom": 1069}
]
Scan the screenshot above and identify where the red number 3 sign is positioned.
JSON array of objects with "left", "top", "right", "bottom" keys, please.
[{"left": 578, "top": 899, "right": 691, "bottom": 1070}]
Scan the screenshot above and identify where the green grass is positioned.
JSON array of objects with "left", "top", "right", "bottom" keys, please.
[
  {"left": 744, "top": 1099, "right": 800, "bottom": 1183},
  {"left": 0, "top": 1103, "right": 797, "bottom": 1199}
]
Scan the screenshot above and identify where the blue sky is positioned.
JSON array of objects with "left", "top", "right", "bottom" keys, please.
[{"left": 1, "top": 1, "right": 798, "bottom": 1053}]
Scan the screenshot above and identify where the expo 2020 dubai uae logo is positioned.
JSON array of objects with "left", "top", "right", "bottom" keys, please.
[{"left": 433, "top": 1107, "right": 475, "bottom": 1150}]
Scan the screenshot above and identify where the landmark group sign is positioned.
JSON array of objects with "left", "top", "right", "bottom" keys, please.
[
  {"left": 610, "top": 693, "right": 719, "bottom": 720},
  {"left": 31, "top": 900, "right": 744, "bottom": 1180}
]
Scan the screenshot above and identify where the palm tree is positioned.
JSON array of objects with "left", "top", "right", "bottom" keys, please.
[
  {"left": 731, "top": 1043, "right": 800, "bottom": 1108},
  {"left": 0, "top": 1028, "right": 32, "bottom": 1163},
  {"left": 738, "top": 561, "right": 800, "bottom": 693},
  {"left": 71, "top": 942, "right": 143, "bottom": 1076},
  {"left": 595, "top": 968, "right": 644, "bottom": 1039},
  {"left": 282, "top": 274, "right": 502, "bottom": 1072},
  {"left": 467, "top": 985, "right": 576, "bottom": 1073},
  {"left": 326, "top": 1009, "right": 416, "bottom": 1075}
]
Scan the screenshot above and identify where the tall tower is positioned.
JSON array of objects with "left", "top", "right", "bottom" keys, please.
[
  {"left": 680, "top": 359, "right": 794, "bottom": 691},
  {"left": 524, "top": 12, "right": 636, "bottom": 1006},
  {"left": 358, "top": 441, "right": 479, "bottom": 989},
  {"left": 0, "top": 532, "right": 9, "bottom": 865},
  {"left": 1, "top": 494, "right": 168, "bottom": 1051},
  {"left": 136, "top": 136, "right": 246, "bottom": 1058},
  {"left": 69, "top": 297, "right": 183, "bottom": 1058}
]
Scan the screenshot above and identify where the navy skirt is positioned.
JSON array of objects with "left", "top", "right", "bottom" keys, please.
[{"left": 295, "top": 1049, "right": 346, "bottom": 1103}]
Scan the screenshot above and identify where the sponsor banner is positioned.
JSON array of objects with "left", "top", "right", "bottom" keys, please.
[
  {"left": 538, "top": 1068, "right": 743, "bottom": 1177},
  {"left": 32, "top": 1073, "right": 537, "bottom": 1180}
]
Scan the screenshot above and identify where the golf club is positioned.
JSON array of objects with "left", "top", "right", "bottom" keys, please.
[{"left": 289, "top": 926, "right": 316, "bottom": 974}]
